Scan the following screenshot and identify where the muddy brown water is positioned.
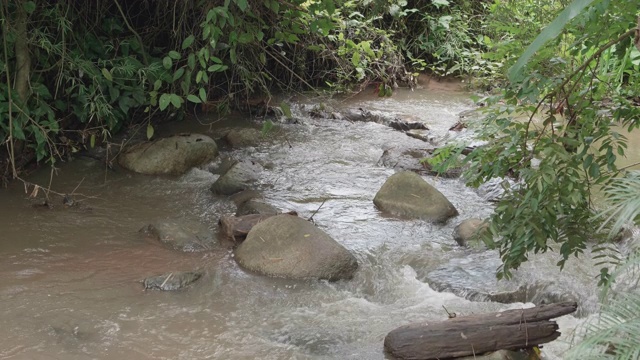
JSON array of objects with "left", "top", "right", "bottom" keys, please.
[{"left": 0, "top": 79, "right": 631, "bottom": 359}]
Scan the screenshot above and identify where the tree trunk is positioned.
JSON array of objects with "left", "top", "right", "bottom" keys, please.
[{"left": 384, "top": 302, "right": 577, "bottom": 360}]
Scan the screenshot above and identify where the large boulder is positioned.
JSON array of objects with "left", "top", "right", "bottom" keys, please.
[
  {"left": 139, "top": 220, "right": 216, "bottom": 252},
  {"left": 234, "top": 214, "right": 358, "bottom": 281},
  {"left": 373, "top": 171, "right": 458, "bottom": 222},
  {"left": 210, "top": 160, "right": 262, "bottom": 195},
  {"left": 118, "top": 133, "right": 218, "bottom": 175}
]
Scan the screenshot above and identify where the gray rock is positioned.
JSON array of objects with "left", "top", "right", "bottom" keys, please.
[
  {"left": 142, "top": 271, "right": 203, "bottom": 291},
  {"left": 378, "top": 148, "right": 432, "bottom": 172},
  {"left": 118, "top": 133, "right": 218, "bottom": 175},
  {"left": 140, "top": 220, "right": 216, "bottom": 252},
  {"left": 453, "top": 218, "right": 489, "bottom": 247},
  {"left": 224, "top": 128, "right": 264, "bottom": 148},
  {"left": 229, "top": 189, "right": 263, "bottom": 205},
  {"left": 236, "top": 199, "right": 279, "bottom": 216},
  {"left": 234, "top": 214, "right": 358, "bottom": 281},
  {"left": 373, "top": 171, "right": 458, "bottom": 222},
  {"left": 210, "top": 160, "right": 262, "bottom": 195}
]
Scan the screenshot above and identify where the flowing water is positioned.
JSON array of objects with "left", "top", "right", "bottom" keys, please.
[{"left": 0, "top": 79, "right": 631, "bottom": 359}]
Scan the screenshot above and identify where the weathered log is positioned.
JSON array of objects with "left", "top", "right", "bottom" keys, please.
[{"left": 384, "top": 301, "right": 577, "bottom": 360}]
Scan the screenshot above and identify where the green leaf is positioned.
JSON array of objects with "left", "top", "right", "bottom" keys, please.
[
  {"left": 432, "top": 0, "right": 449, "bottom": 7},
  {"left": 168, "top": 51, "right": 181, "bottom": 60},
  {"left": 261, "top": 120, "right": 274, "bottom": 136},
  {"left": 159, "top": 93, "right": 171, "bottom": 110},
  {"left": 187, "top": 94, "right": 202, "bottom": 104},
  {"left": 351, "top": 52, "right": 361, "bottom": 66},
  {"left": 199, "top": 88, "right": 207, "bottom": 102},
  {"left": 182, "top": 35, "right": 195, "bottom": 50},
  {"left": 90, "top": 134, "right": 96, "bottom": 148},
  {"left": 146, "top": 123, "right": 154, "bottom": 140},
  {"left": 323, "top": 0, "right": 335, "bottom": 15},
  {"left": 280, "top": 102, "right": 292, "bottom": 118},
  {"left": 235, "top": 0, "right": 248, "bottom": 11},
  {"left": 162, "top": 56, "right": 173, "bottom": 69},
  {"left": 170, "top": 94, "right": 182, "bottom": 108},
  {"left": 101, "top": 68, "right": 112, "bottom": 82},
  {"left": 188, "top": 53, "right": 196, "bottom": 69},
  {"left": 207, "top": 64, "right": 225, "bottom": 72},
  {"left": 238, "top": 32, "right": 253, "bottom": 44},
  {"left": 508, "top": 0, "right": 597, "bottom": 82},
  {"left": 23, "top": 1, "right": 36, "bottom": 13},
  {"left": 172, "top": 67, "right": 185, "bottom": 81}
]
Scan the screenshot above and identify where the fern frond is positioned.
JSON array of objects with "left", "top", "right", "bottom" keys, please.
[
  {"left": 596, "top": 170, "right": 640, "bottom": 238},
  {"left": 566, "top": 252, "right": 640, "bottom": 360}
]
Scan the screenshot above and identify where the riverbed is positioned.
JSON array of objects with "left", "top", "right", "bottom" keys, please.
[{"left": 0, "top": 79, "right": 621, "bottom": 359}]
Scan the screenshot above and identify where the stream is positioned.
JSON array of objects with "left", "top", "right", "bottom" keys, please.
[{"left": 0, "top": 79, "right": 635, "bottom": 359}]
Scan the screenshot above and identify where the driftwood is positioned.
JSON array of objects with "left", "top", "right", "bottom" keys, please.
[{"left": 384, "top": 301, "right": 577, "bottom": 360}]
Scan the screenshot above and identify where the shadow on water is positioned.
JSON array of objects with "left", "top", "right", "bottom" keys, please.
[{"left": 0, "top": 79, "right": 624, "bottom": 359}]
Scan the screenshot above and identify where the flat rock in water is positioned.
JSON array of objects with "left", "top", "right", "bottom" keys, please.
[
  {"left": 234, "top": 214, "right": 358, "bottom": 281},
  {"left": 373, "top": 171, "right": 458, "bottom": 222},
  {"left": 140, "top": 220, "right": 216, "bottom": 252},
  {"left": 224, "top": 128, "right": 264, "bottom": 148},
  {"left": 378, "top": 147, "right": 433, "bottom": 173},
  {"left": 118, "top": 133, "right": 218, "bottom": 175},
  {"left": 236, "top": 199, "right": 279, "bottom": 216},
  {"left": 210, "top": 160, "right": 262, "bottom": 195},
  {"left": 142, "top": 271, "right": 203, "bottom": 291}
]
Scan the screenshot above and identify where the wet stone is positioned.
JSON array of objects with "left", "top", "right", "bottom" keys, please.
[
  {"left": 118, "top": 133, "right": 218, "bottom": 175},
  {"left": 142, "top": 271, "right": 203, "bottom": 291},
  {"left": 373, "top": 171, "right": 458, "bottom": 222},
  {"left": 210, "top": 160, "right": 262, "bottom": 195},
  {"left": 140, "top": 220, "right": 216, "bottom": 252}
]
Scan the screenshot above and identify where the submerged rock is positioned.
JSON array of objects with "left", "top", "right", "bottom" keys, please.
[
  {"left": 142, "top": 271, "right": 203, "bottom": 291},
  {"left": 373, "top": 171, "right": 458, "bottom": 222},
  {"left": 378, "top": 147, "right": 433, "bottom": 173},
  {"left": 236, "top": 199, "right": 279, "bottom": 216},
  {"left": 234, "top": 214, "right": 358, "bottom": 280},
  {"left": 118, "top": 133, "right": 218, "bottom": 175},
  {"left": 140, "top": 220, "right": 216, "bottom": 252},
  {"left": 210, "top": 160, "right": 262, "bottom": 195},
  {"left": 453, "top": 218, "right": 489, "bottom": 247},
  {"left": 425, "top": 253, "right": 579, "bottom": 309},
  {"left": 223, "top": 128, "right": 264, "bottom": 148}
]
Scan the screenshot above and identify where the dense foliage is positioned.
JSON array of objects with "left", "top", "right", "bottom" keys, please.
[
  {"left": 0, "top": 0, "right": 487, "bottom": 183},
  {"left": 462, "top": 0, "right": 640, "bottom": 280}
]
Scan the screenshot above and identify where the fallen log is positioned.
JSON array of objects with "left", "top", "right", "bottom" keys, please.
[{"left": 384, "top": 301, "right": 577, "bottom": 360}]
